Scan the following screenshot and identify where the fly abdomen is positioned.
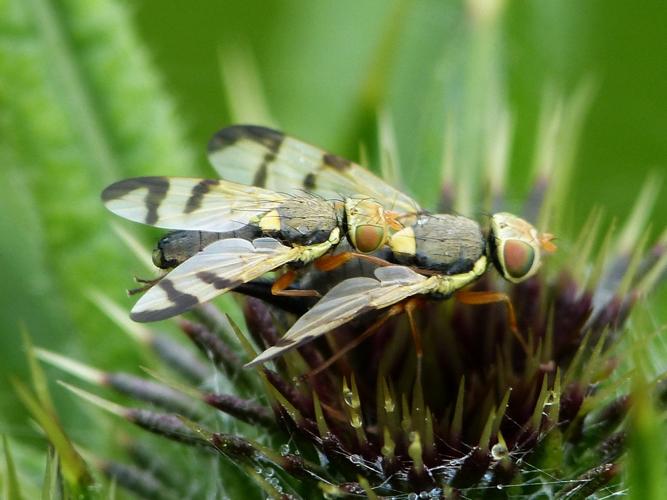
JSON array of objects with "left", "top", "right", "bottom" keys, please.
[
  {"left": 388, "top": 214, "right": 485, "bottom": 274},
  {"left": 154, "top": 198, "right": 342, "bottom": 270},
  {"left": 257, "top": 197, "right": 343, "bottom": 246},
  {"left": 153, "top": 226, "right": 262, "bottom": 269}
]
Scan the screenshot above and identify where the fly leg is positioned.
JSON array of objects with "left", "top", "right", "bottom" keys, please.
[
  {"left": 306, "top": 297, "right": 425, "bottom": 379},
  {"left": 271, "top": 271, "right": 321, "bottom": 298},
  {"left": 306, "top": 302, "right": 406, "bottom": 378},
  {"left": 128, "top": 276, "right": 163, "bottom": 296},
  {"left": 405, "top": 297, "right": 424, "bottom": 381},
  {"left": 314, "top": 252, "right": 393, "bottom": 272},
  {"left": 454, "top": 290, "right": 529, "bottom": 353}
]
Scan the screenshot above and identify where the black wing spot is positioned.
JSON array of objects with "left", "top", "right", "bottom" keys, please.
[
  {"left": 101, "top": 176, "right": 169, "bottom": 207},
  {"left": 143, "top": 177, "right": 170, "bottom": 225},
  {"left": 252, "top": 153, "right": 276, "bottom": 188},
  {"left": 196, "top": 271, "right": 240, "bottom": 290},
  {"left": 101, "top": 179, "right": 141, "bottom": 203},
  {"left": 160, "top": 279, "right": 199, "bottom": 307},
  {"left": 323, "top": 153, "right": 351, "bottom": 171},
  {"left": 303, "top": 173, "right": 316, "bottom": 189},
  {"left": 276, "top": 336, "right": 300, "bottom": 348},
  {"left": 130, "top": 278, "right": 198, "bottom": 322},
  {"left": 102, "top": 176, "right": 171, "bottom": 225},
  {"left": 208, "top": 125, "right": 285, "bottom": 153},
  {"left": 185, "top": 179, "right": 219, "bottom": 213},
  {"left": 101, "top": 177, "right": 171, "bottom": 224}
]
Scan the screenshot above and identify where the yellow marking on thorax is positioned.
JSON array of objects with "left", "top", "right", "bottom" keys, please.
[
  {"left": 258, "top": 209, "right": 282, "bottom": 232},
  {"left": 388, "top": 227, "right": 416, "bottom": 256}
]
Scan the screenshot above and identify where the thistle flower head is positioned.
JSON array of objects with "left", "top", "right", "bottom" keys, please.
[{"left": 208, "top": 106, "right": 664, "bottom": 498}]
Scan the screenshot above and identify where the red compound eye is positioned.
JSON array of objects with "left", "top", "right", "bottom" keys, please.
[
  {"left": 354, "top": 225, "right": 385, "bottom": 253},
  {"left": 502, "top": 239, "right": 535, "bottom": 280}
]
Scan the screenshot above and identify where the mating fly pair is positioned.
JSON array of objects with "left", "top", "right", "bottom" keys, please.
[{"left": 102, "top": 125, "right": 555, "bottom": 368}]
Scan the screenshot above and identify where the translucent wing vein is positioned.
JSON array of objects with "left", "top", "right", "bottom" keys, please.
[
  {"left": 101, "top": 176, "right": 287, "bottom": 232},
  {"left": 208, "top": 125, "right": 421, "bottom": 213},
  {"left": 131, "top": 238, "right": 299, "bottom": 322},
  {"left": 245, "top": 266, "right": 433, "bottom": 366}
]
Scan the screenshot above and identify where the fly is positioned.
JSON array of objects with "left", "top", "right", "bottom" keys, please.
[{"left": 246, "top": 212, "right": 556, "bottom": 368}]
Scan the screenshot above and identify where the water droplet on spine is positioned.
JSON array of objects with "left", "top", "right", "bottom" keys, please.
[{"left": 491, "top": 442, "right": 508, "bottom": 460}]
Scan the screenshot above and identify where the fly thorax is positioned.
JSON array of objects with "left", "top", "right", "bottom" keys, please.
[
  {"left": 344, "top": 196, "right": 389, "bottom": 253},
  {"left": 389, "top": 214, "right": 485, "bottom": 274},
  {"left": 257, "top": 198, "right": 340, "bottom": 246}
]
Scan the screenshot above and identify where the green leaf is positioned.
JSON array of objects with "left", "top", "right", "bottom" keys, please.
[
  {"left": 41, "top": 449, "right": 60, "bottom": 500},
  {"left": 14, "top": 379, "right": 93, "bottom": 498},
  {"left": 2, "top": 435, "right": 24, "bottom": 500},
  {"left": 13, "top": 337, "right": 92, "bottom": 498},
  {"left": 627, "top": 369, "right": 666, "bottom": 500},
  {"left": 0, "top": 0, "right": 199, "bottom": 439}
]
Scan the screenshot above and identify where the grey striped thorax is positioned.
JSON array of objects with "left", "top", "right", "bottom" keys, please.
[
  {"left": 388, "top": 214, "right": 486, "bottom": 275},
  {"left": 257, "top": 197, "right": 344, "bottom": 247}
]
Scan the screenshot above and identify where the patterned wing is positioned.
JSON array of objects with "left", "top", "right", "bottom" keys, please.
[
  {"left": 102, "top": 176, "right": 288, "bottom": 232},
  {"left": 208, "top": 125, "right": 421, "bottom": 214},
  {"left": 131, "top": 238, "right": 301, "bottom": 322},
  {"left": 245, "top": 266, "right": 435, "bottom": 367}
]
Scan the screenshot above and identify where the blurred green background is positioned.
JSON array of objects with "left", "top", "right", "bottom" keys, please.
[
  {"left": 1, "top": 0, "right": 665, "bottom": 459},
  {"left": 134, "top": 0, "right": 667, "bottom": 214}
]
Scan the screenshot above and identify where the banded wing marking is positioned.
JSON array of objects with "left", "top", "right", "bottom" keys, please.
[
  {"left": 102, "top": 176, "right": 287, "bottom": 232},
  {"left": 245, "top": 266, "right": 434, "bottom": 367},
  {"left": 131, "top": 238, "right": 300, "bottom": 322},
  {"left": 208, "top": 125, "right": 421, "bottom": 214}
]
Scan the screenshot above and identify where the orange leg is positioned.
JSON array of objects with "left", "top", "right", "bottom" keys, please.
[
  {"left": 404, "top": 298, "right": 424, "bottom": 381},
  {"left": 315, "top": 251, "right": 393, "bottom": 272},
  {"left": 306, "top": 298, "right": 426, "bottom": 379},
  {"left": 271, "top": 271, "right": 321, "bottom": 297},
  {"left": 454, "top": 290, "right": 529, "bottom": 353},
  {"left": 306, "top": 302, "right": 406, "bottom": 378}
]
